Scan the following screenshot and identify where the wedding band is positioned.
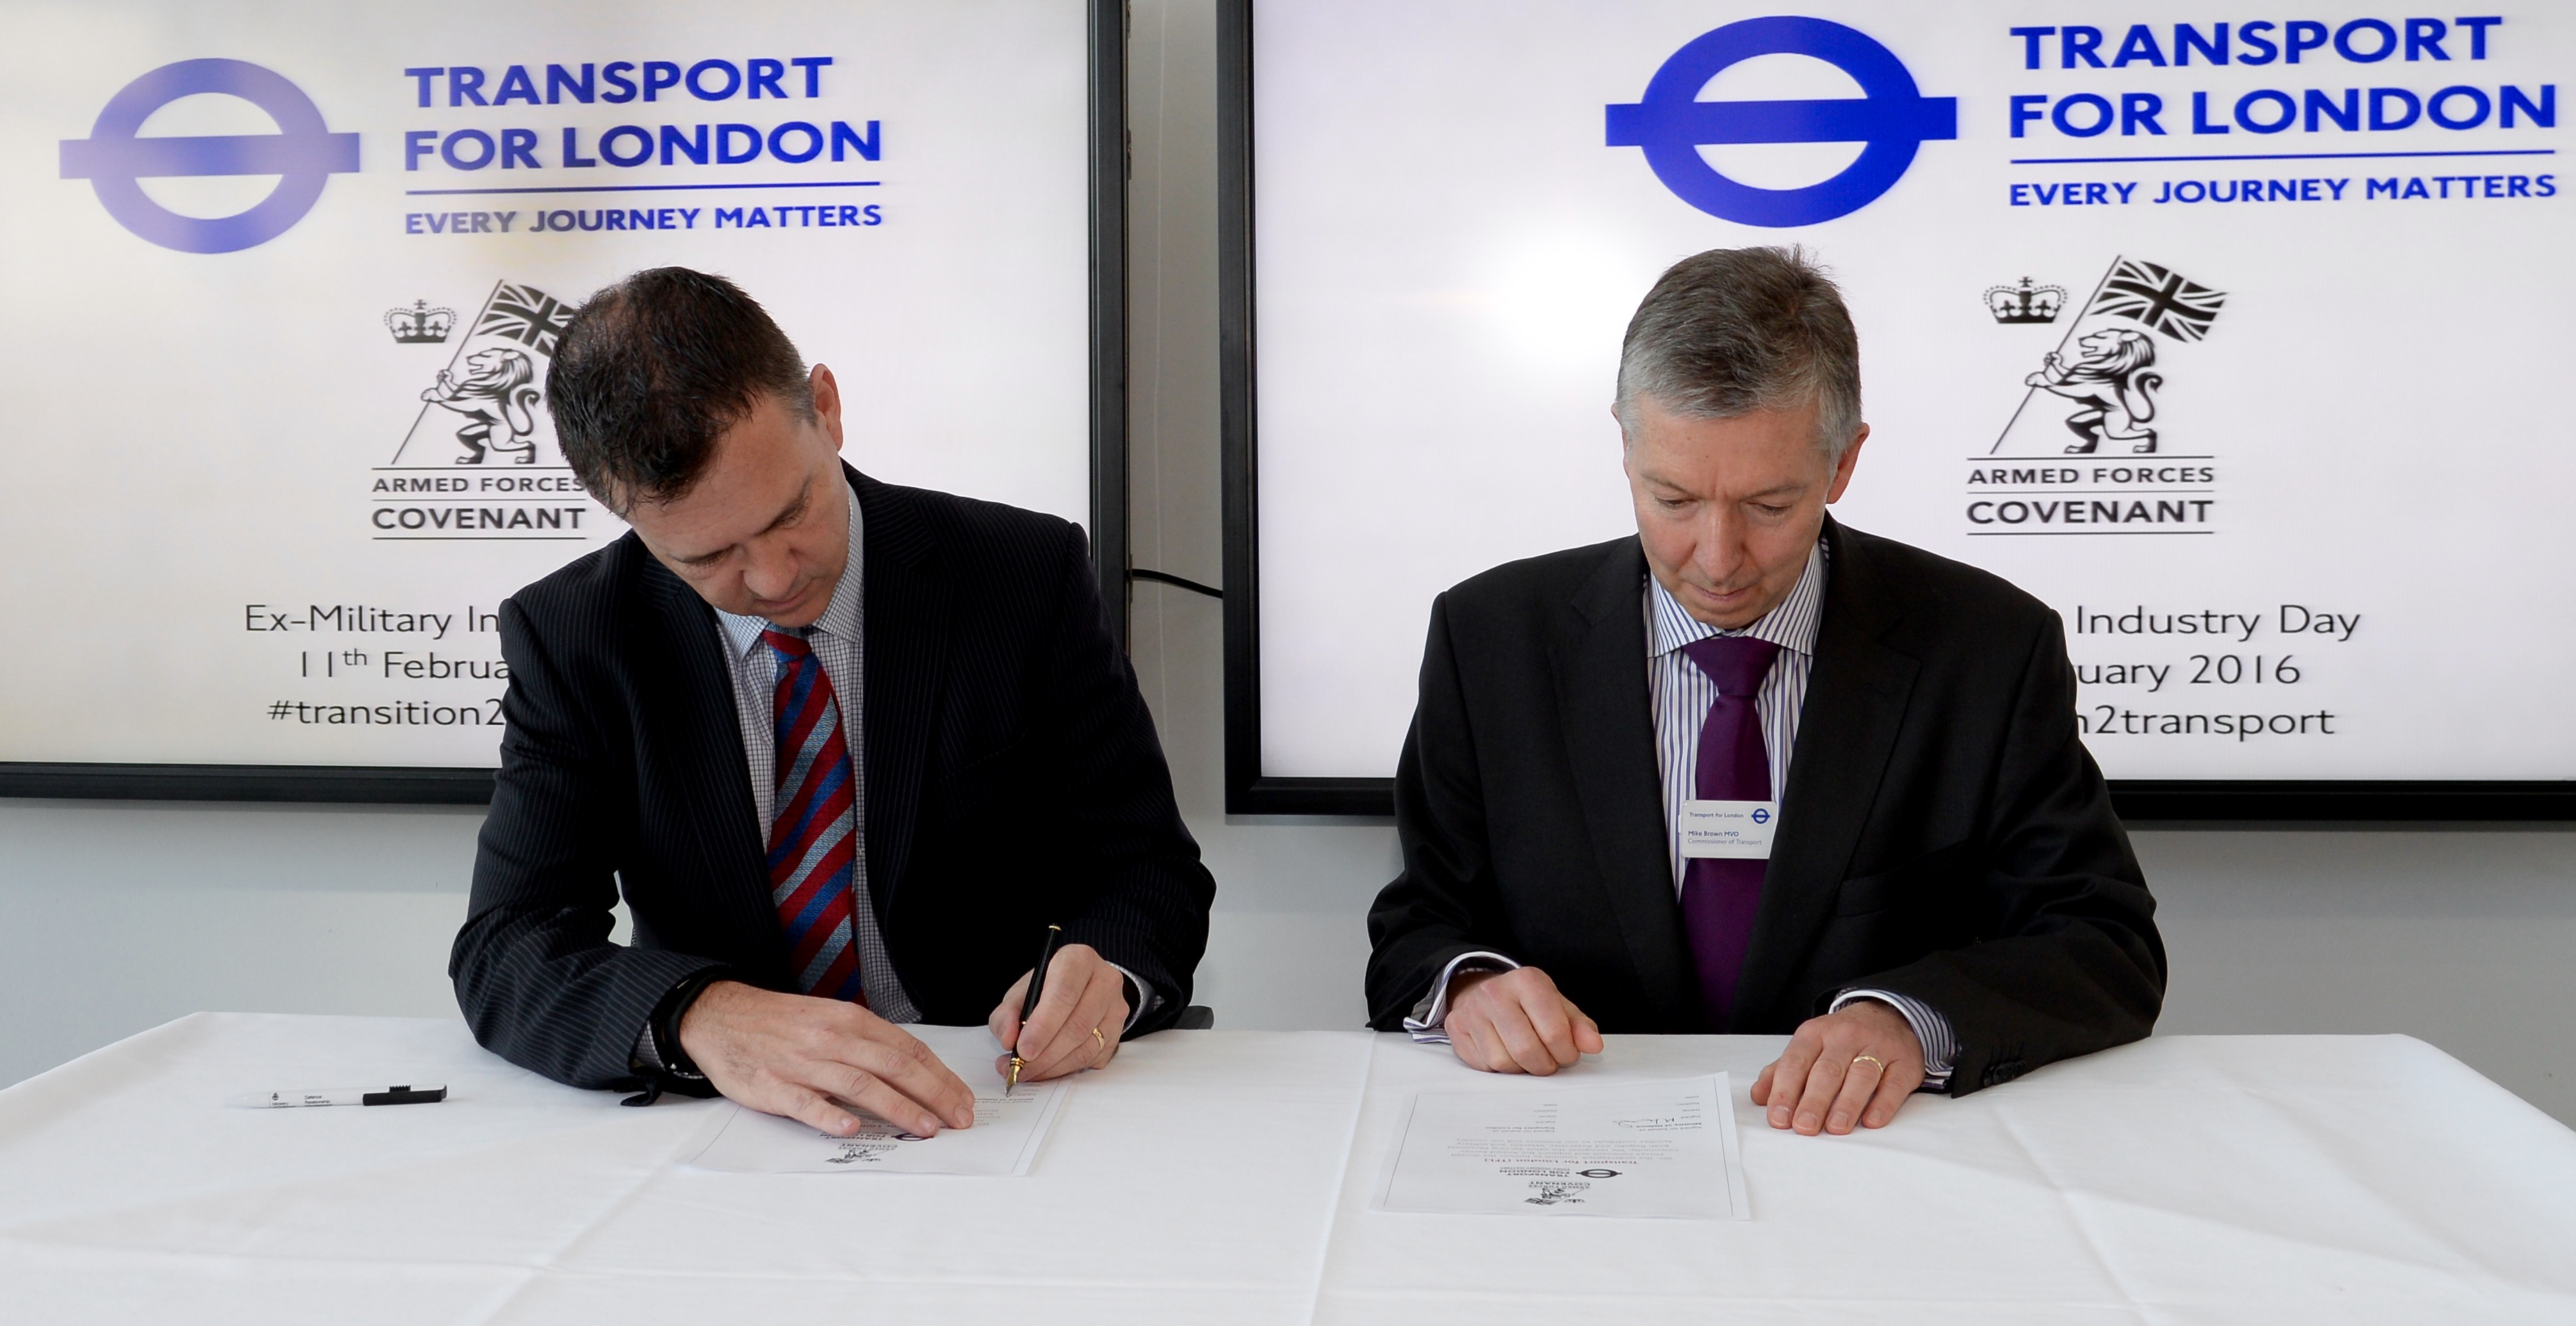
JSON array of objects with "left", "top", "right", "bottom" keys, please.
[
  {"left": 1092, "top": 1026, "right": 1106, "bottom": 1050},
  {"left": 1852, "top": 1054, "right": 1886, "bottom": 1071}
]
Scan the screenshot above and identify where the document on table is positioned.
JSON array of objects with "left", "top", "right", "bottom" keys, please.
[
  {"left": 683, "top": 1024, "right": 1068, "bottom": 1175},
  {"left": 1374, "top": 1074, "right": 1749, "bottom": 1220}
]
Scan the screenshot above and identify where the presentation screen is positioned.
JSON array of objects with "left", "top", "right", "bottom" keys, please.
[
  {"left": 0, "top": 0, "right": 1111, "bottom": 796},
  {"left": 1226, "top": 1, "right": 2573, "bottom": 816}
]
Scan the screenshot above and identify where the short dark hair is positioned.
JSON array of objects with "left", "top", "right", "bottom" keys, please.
[
  {"left": 1614, "top": 246, "right": 1862, "bottom": 461},
  {"left": 545, "top": 268, "right": 815, "bottom": 509}
]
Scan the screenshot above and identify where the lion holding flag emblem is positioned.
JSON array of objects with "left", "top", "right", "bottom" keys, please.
[
  {"left": 388, "top": 280, "right": 576, "bottom": 468},
  {"left": 2023, "top": 327, "right": 2161, "bottom": 455},
  {"left": 421, "top": 347, "right": 541, "bottom": 464},
  {"left": 1989, "top": 257, "right": 2224, "bottom": 459}
]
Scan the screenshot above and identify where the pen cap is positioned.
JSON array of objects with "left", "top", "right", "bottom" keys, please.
[{"left": 361, "top": 1086, "right": 448, "bottom": 1106}]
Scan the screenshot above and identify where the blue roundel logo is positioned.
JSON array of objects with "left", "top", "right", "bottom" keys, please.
[
  {"left": 59, "top": 60, "right": 361, "bottom": 254},
  {"left": 1606, "top": 17, "right": 1956, "bottom": 228},
  {"left": 1750, "top": 807, "right": 1771, "bottom": 825}
]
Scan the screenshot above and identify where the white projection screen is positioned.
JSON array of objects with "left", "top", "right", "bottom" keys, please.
[
  {"left": 0, "top": 0, "right": 1121, "bottom": 801},
  {"left": 1222, "top": 0, "right": 2575, "bottom": 818}
]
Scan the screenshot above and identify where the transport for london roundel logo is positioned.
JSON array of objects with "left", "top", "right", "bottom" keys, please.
[
  {"left": 1606, "top": 17, "right": 1955, "bottom": 227},
  {"left": 59, "top": 60, "right": 360, "bottom": 254}
]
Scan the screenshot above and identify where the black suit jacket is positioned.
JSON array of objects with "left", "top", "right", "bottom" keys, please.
[
  {"left": 1366, "top": 518, "right": 2164, "bottom": 1093},
  {"left": 452, "top": 467, "right": 1214, "bottom": 1090}
]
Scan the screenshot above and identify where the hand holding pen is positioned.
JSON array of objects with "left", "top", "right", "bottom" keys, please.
[{"left": 990, "top": 926, "right": 1130, "bottom": 1092}]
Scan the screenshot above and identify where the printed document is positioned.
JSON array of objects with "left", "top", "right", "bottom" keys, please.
[
  {"left": 685, "top": 1024, "right": 1068, "bottom": 1175},
  {"left": 1374, "top": 1074, "right": 1749, "bottom": 1219}
]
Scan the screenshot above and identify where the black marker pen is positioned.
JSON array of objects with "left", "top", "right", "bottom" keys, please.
[{"left": 227, "top": 1085, "right": 448, "bottom": 1108}]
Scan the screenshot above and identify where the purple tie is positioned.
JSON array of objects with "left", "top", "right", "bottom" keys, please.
[{"left": 1678, "top": 635, "right": 1783, "bottom": 1029}]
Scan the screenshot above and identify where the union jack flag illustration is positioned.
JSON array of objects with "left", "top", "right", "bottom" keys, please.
[
  {"left": 474, "top": 283, "right": 576, "bottom": 356},
  {"left": 2087, "top": 259, "right": 2226, "bottom": 342}
]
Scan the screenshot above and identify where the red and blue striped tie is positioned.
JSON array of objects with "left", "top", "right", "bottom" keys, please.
[{"left": 761, "top": 628, "right": 865, "bottom": 1004}]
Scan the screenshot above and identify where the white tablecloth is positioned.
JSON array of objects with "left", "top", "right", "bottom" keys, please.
[{"left": 3, "top": 1015, "right": 2572, "bottom": 1323}]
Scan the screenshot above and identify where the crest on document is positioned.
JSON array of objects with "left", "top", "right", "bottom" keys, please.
[
  {"left": 389, "top": 281, "right": 576, "bottom": 466},
  {"left": 1989, "top": 259, "right": 2226, "bottom": 457}
]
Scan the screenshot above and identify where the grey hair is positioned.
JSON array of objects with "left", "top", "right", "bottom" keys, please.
[{"left": 1613, "top": 246, "right": 1863, "bottom": 462}]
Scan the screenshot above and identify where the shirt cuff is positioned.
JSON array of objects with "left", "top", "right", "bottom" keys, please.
[
  {"left": 631, "top": 971, "right": 724, "bottom": 1079},
  {"left": 1831, "top": 988, "right": 1957, "bottom": 1090},
  {"left": 630, "top": 1012, "right": 706, "bottom": 1081},
  {"left": 1401, "top": 951, "right": 1521, "bottom": 1043},
  {"left": 1106, "top": 961, "right": 1156, "bottom": 1033}
]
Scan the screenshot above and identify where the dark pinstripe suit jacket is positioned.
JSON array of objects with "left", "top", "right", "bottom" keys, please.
[
  {"left": 450, "top": 466, "right": 1214, "bottom": 1090},
  {"left": 1367, "top": 520, "right": 2165, "bottom": 1094}
]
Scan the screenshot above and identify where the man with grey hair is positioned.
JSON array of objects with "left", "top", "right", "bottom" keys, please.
[{"left": 1366, "top": 247, "right": 2165, "bottom": 1136}]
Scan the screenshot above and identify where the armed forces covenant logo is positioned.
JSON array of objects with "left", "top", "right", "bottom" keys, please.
[
  {"left": 373, "top": 281, "right": 598, "bottom": 542},
  {"left": 1968, "top": 259, "right": 2230, "bottom": 537}
]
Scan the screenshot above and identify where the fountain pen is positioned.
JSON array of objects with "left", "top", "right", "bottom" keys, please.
[{"left": 1004, "top": 924, "right": 1063, "bottom": 1095}]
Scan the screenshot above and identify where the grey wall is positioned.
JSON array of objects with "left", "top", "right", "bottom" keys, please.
[
  {"left": 3, "top": 1, "right": 2568, "bottom": 1129},
  {"left": 0, "top": 801, "right": 482, "bottom": 1086}
]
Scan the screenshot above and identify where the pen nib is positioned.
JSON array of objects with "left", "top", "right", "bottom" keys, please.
[{"left": 1005, "top": 1056, "right": 1022, "bottom": 1096}]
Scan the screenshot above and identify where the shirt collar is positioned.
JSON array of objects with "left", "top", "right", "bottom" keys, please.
[
  {"left": 717, "top": 483, "right": 865, "bottom": 659},
  {"left": 1646, "top": 538, "right": 1828, "bottom": 660}
]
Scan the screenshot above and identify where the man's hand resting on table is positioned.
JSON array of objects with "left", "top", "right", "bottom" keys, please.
[
  {"left": 677, "top": 981, "right": 977, "bottom": 1138},
  {"left": 988, "top": 942, "right": 1129, "bottom": 1086},
  {"left": 1443, "top": 967, "right": 1605, "bottom": 1075},
  {"left": 1750, "top": 998, "right": 1925, "bottom": 1135}
]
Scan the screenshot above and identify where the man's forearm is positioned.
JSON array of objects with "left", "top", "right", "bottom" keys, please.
[{"left": 453, "top": 906, "right": 728, "bottom": 1090}]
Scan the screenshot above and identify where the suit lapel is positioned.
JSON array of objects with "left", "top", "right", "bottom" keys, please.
[
  {"left": 635, "top": 548, "right": 786, "bottom": 974},
  {"left": 852, "top": 467, "right": 947, "bottom": 922},
  {"left": 1554, "top": 540, "right": 1700, "bottom": 1024},
  {"left": 1732, "top": 517, "right": 1919, "bottom": 1024}
]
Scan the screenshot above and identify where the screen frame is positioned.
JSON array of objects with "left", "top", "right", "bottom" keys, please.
[
  {"left": 0, "top": 0, "right": 1130, "bottom": 806},
  {"left": 1214, "top": 0, "right": 2576, "bottom": 824}
]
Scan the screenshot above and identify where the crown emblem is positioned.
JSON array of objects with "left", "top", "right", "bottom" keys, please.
[
  {"left": 1985, "top": 277, "right": 2066, "bottom": 325},
  {"left": 384, "top": 299, "right": 457, "bottom": 344}
]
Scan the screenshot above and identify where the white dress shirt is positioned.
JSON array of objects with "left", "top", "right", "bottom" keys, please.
[{"left": 1407, "top": 540, "right": 1958, "bottom": 1088}]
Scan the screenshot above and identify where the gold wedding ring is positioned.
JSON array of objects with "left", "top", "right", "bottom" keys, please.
[
  {"left": 1091, "top": 1026, "right": 1106, "bottom": 1050},
  {"left": 1852, "top": 1054, "right": 1887, "bottom": 1071}
]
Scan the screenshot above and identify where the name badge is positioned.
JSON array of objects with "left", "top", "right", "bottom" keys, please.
[{"left": 1679, "top": 800, "right": 1777, "bottom": 860}]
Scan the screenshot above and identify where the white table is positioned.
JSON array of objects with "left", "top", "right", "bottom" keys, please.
[{"left": 3, "top": 1015, "right": 2573, "bottom": 1324}]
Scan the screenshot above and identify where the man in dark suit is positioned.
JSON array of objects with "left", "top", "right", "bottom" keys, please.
[
  {"left": 452, "top": 268, "right": 1213, "bottom": 1140},
  {"left": 1366, "top": 247, "right": 2164, "bottom": 1136}
]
